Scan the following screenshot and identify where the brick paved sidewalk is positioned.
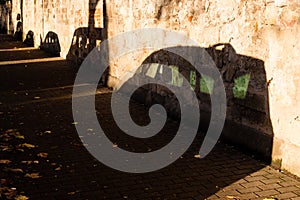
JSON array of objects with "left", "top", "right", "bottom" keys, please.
[{"left": 0, "top": 35, "right": 300, "bottom": 200}]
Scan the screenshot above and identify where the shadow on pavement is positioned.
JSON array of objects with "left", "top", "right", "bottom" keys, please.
[
  {"left": 0, "top": 37, "right": 279, "bottom": 199},
  {"left": 0, "top": 59, "right": 76, "bottom": 92}
]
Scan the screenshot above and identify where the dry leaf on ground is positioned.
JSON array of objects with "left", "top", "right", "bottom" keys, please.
[
  {"left": 15, "top": 195, "right": 29, "bottom": 200},
  {"left": 0, "top": 160, "right": 12, "bottom": 164},
  {"left": 3, "top": 168, "right": 23, "bottom": 173},
  {"left": 14, "top": 135, "right": 25, "bottom": 139},
  {"left": 194, "top": 154, "right": 201, "bottom": 158},
  {"left": 24, "top": 173, "right": 41, "bottom": 179},
  {"left": 21, "top": 143, "right": 36, "bottom": 148},
  {"left": 21, "top": 160, "right": 39, "bottom": 164},
  {"left": 21, "top": 161, "right": 32, "bottom": 164},
  {"left": 226, "top": 196, "right": 239, "bottom": 199},
  {"left": 1, "top": 187, "right": 17, "bottom": 199},
  {"left": 67, "top": 191, "right": 79, "bottom": 195},
  {"left": 44, "top": 131, "right": 52, "bottom": 134},
  {"left": 37, "top": 152, "right": 48, "bottom": 158},
  {"left": 55, "top": 167, "right": 61, "bottom": 171},
  {"left": 12, "top": 132, "right": 25, "bottom": 139}
]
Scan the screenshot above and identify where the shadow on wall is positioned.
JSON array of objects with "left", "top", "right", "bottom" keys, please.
[
  {"left": 40, "top": 31, "right": 61, "bottom": 56},
  {"left": 13, "top": 13, "right": 22, "bottom": 41},
  {"left": 66, "top": 27, "right": 102, "bottom": 66},
  {"left": 67, "top": 0, "right": 108, "bottom": 85},
  {"left": 24, "top": 30, "right": 34, "bottom": 47},
  {"left": 67, "top": 0, "right": 107, "bottom": 65},
  {"left": 124, "top": 44, "right": 274, "bottom": 163},
  {"left": 0, "top": 0, "right": 13, "bottom": 34}
]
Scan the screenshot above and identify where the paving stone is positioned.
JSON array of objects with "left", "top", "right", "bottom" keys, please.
[
  {"left": 275, "top": 192, "right": 299, "bottom": 199},
  {"left": 237, "top": 186, "right": 262, "bottom": 194},
  {"left": 276, "top": 186, "right": 300, "bottom": 193},
  {"left": 241, "top": 180, "right": 265, "bottom": 188},
  {"left": 258, "top": 183, "right": 282, "bottom": 190},
  {"left": 255, "top": 189, "right": 280, "bottom": 197},
  {"left": 261, "top": 178, "right": 281, "bottom": 184}
]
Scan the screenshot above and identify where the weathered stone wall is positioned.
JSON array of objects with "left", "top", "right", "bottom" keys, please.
[
  {"left": 0, "top": 0, "right": 14, "bottom": 34},
  {"left": 106, "top": 0, "right": 300, "bottom": 177},
  {"left": 11, "top": 0, "right": 300, "bottom": 177},
  {"left": 20, "top": 0, "right": 104, "bottom": 58}
]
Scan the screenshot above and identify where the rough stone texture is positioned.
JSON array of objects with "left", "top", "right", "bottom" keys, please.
[
  {"left": 9, "top": 0, "right": 300, "bottom": 177},
  {"left": 1, "top": 37, "right": 300, "bottom": 199},
  {"left": 106, "top": 0, "right": 300, "bottom": 177}
]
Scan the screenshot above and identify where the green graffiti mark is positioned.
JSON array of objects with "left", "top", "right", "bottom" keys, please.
[
  {"left": 190, "top": 70, "right": 197, "bottom": 90},
  {"left": 146, "top": 63, "right": 159, "bottom": 78},
  {"left": 170, "top": 65, "right": 183, "bottom": 87},
  {"left": 200, "top": 75, "right": 214, "bottom": 94},
  {"left": 233, "top": 74, "right": 251, "bottom": 99}
]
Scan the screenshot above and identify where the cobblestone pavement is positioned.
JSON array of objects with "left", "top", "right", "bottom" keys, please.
[{"left": 0, "top": 35, "right": 300, "bottom": 200}]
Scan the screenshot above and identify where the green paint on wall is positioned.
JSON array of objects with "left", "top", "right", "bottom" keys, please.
[
  {"left": 170, "top": 65, "right": 183, "bottom": 87},
  {"left": 200, "top": 75, "right": 214, "bottom": 94},
  {"left": 190, "top": 70, "right": 196, "bottom": 90},
  {"left": 233, "top": 74, "right": 251, "bottom": 99}
]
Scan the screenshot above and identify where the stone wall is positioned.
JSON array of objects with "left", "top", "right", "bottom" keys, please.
[
  {"left": 106, "top": 0, "right": 300, "bottom": 177},
  {"left": 0, "top": 0, "right": 13, "bottom": 34},
  {"left": 11, "top": 0, "right": 300, "bottom": 177},
  {"left": 14, "top": 0, "right": 105, "bottom": 58}
]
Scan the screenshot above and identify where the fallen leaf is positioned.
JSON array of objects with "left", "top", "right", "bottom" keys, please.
[
  {"left": 37, "top": 152, "right": 48, "bottom": 158},
  {"left": 3, "top": 187, "right": 16, "bottom": 199},
  {"left": 0, "top": 145, "right": 11, "bottom": 151},
  {"left": 55, "top": 167, "right": 61, "bottom": 171},
  {"left": 0, "top": 160, "right": 12, "bottom": 164},
  {"left": 15, "top": 135, "right": 25, "bottom": 139},
  {"left": 34, "top": 96, "right": 41, "bottom": 100},
  {"left": 68, "top": 192, "right": 76, "bottom": 195},
  {"left": 21, "top": 160, "right": 39, "bottom": 164},
  {"left": 44, "top": 131, "right": 52, "bottom": 134},
  {"left": 11, "top": 131, "right": 25, "bottom": 139},
  {"left": 194, "top": 154, "right": 201, "bottom": 158},
  {"left": 15, "top": 195, "right": 29, "bottom": 200},
  {"left": 22, "top": 143, "right": 36, "bottom": 148},
  {"left": 4, "top": 168, "right": 23, "bottom": 173},
  {"left": 226, "top": 196, "right": 239, "bottom": 199},
  {"left": 72, "top": 122, "right": 78, "bottom": 125},
  {"left": 113, "top": 144, "right": 118, "bottom": 148},
  {"left": 16, "top": 147, "right": 25, "bottom": 152},
  {"left": 21, "top": 161, "right": 32, "bottom": 164},
  {"left": 25, "top": 173, "right": 41, "bottom": 179},
  {"left": 5, "top": 129, "right": 15, "bottom": 133}
]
